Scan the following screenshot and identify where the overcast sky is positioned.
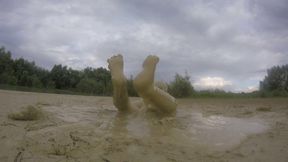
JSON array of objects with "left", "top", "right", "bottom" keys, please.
[{"left": 1, "top": 0, "right": 287, "bottom": 92}]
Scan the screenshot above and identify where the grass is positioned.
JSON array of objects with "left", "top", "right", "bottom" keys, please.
[
  {"left": 190, "top": 91, "right": 260, "bottom": 98},
  {"left": 8, "top": 105, "right": 43, "bottom": 121},
  {"left": 1, "top": 84, "right": 287, "bottom": 99},
  {"left": 0, "top": 84, "right": 100, "bottom": 96}
]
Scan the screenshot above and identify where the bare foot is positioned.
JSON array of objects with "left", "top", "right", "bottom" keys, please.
[
  {"left": 134, "top": 55, "right": 159, "bottom": 93},
  {"left": 107, "top": 54, "right": 124, "bottom": 76},
  {"left": 143, "top": 55, "right": 159, "bottom": 69},
  {"left": 108, "top": 54, "right": 132, "bottom": 112}
]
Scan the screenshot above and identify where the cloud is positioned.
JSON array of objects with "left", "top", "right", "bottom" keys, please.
[
  {"left": 251, "top": 0, "right": 288, "bottom": 33},
  {"left": 194, "top": 77, "right": 232, "bottom": 91},
  {"left": 237, "top": 86, "right": 259, "bottom": 93},
  {"left": 0, "top": 0, "right": 287, "bottom": 92}
]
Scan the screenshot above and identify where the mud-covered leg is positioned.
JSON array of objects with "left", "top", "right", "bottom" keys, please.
[
  {"left": 107, "top": 54, "right": 132, "bottom": 112},
  {"left": 133, "top": 55, "right": 177, "bottom": 114}
]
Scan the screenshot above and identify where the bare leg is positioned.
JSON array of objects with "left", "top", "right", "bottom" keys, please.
[
  {"left": 133, "top": 55, "right": 177, "bottom": 114},
  {"left": 107, "top": 54, "right": 132, "bottom": 112}
]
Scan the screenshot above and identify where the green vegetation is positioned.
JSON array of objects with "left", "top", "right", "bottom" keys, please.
[
  {"left": 1, "top": 46, "right": 287, "bottom": 98},
  {"left": 168, "top": 73, "right": 194, "bottom": 98},
  {"left": 127, "top": 75, "right": 138, "bottom": 97},
  {"left": 191, "top": 90, "right": 258, "bottom": 98},
  {"left": 0, "top": 46, "right": 112, "bottom": 96},
  {"left": 259, "top": 64, "right": 288, "bottom": 97},
  {"left": 8, "top": 105, "right": 42, "bottom": 121}
]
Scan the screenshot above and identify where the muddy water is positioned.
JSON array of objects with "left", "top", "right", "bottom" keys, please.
[
  {"left": 181, "top": 111, "right": 268, "bottom": 151},
  {"left": 124, "top": 109, "right": 268, "bottom": 151},
  {"left": 31, "top": 105, "right": 268, "bottom": 158},
  {"left": 1, "top": 89, "right": 287, "bottom": 162}
]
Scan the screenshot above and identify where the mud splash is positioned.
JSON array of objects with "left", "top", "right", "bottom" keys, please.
[{"left": 42, "top": 105, "right": 268, "bottom": 153}]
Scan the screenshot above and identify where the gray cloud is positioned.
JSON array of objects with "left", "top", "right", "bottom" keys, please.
[
  {"left": 252, "top": 0, "right": 288, "bottom": 33},
  {"left": 0, "top": 0, "right": 287, "bottom": 91}
]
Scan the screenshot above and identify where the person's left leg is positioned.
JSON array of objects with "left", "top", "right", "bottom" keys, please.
[
  {"left": 107, "top": 54, "right": 132, "bottom": 112},
  {"left": 133, "top": 55, "right": 177, "bottom": 114}
]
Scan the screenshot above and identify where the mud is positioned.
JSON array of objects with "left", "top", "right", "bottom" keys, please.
[{"left": 0, "top": 90, "right": 288, "bottom": 162}]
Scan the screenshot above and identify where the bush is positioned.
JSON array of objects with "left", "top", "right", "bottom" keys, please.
[
  {"left": 168, "top": 73, "right": 194, "bottom": 98},
  {"left": 76, "top": 78, "right": 104, "bottom": 94},
  {"left": 260, "top": 64, "right": 288, "bottom": 96},
  {"left": 259, "top": 90, "right": 288, "bottom": 97}
]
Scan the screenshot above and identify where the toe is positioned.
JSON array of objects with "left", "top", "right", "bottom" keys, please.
[
  {"left": 155, "top": 56, "right": 159, "bottom": 62},
  {"left": 117, "top": 54, "right": 123, "bottom": 59}
]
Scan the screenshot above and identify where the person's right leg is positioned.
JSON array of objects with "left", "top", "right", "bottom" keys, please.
[
  {"left": 107, "top": 54, "right": 132, "bottom": 112},
  {"left": 133, "top": 55, "right": 177, "bottom": 114}
]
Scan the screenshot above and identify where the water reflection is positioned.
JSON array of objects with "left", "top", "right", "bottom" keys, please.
[
  {"left": 46, "top": 105, "right": 269, "bottom": 152},
  {"left": 110, "top": 109, "right": 269, "bottom": 151},
  {"left": 185, "top": 112, "right": 268, "bottom": 151}
]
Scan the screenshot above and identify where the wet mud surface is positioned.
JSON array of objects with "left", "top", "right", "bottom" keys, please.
[{"left": 0, "top": 90, "right": 288, "bottom": 162}]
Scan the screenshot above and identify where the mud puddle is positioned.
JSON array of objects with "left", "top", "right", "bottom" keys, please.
[{"left": 39, "top": 105, "right": 269, "bottom": 153}]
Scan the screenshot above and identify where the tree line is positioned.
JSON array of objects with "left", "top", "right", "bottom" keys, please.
[
  {"left": 0, "top": 47, "right": 112, "bottom": 95},
  {"left": 0, "top": 46, "right": 194, "bottom": 97},
  {"left": 2, "top": 46, "right": 286, "bottom": 97}
]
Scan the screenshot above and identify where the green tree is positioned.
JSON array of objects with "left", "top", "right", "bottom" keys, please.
[
  {"left": 50, "top": 65, "right": 71, "bottom": 89},
  {"left": 76, "top": 78, "right": 99, "bottom": 94},
  {"left": 94, "top": 67, "right": 112, "bottom": 94},
  {"left": 31, "top": 74, "right": 43, "bottom": 88},
  {"left": 0, "top": 72, "right": 17, "bottom": 85},
  {"left": 168, "top": 73, "right": 194, "bottom": 98},
  {"left": 260, "top": 64, "right": 288, "bottom": 96},
  {"left": 0, "top": 47, "right": 15, "bottom": 84},
  {"left": 13, "top": 58, "right": 38, "bottom": 86},
  {"left": 68, "top": 68, "right": 81, "bottom": 88},
  {"left": 82, "top": 67, "right": 112, "bottom": 95},
  {"left": 0, "top": 46, "right": 112, "bottom": 96}
]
